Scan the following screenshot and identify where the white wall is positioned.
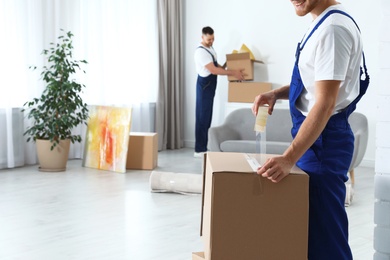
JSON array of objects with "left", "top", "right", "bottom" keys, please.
[
  {"left": 183, "top": 0, "right": 381, "bottom": 167},
  {"left": 374, "top": 1, "right": 390, "bottom": 258}
]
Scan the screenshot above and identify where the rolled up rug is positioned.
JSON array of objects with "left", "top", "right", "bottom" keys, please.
[{"left": 149, "top": 171, "right": 203, "bottom": 195}]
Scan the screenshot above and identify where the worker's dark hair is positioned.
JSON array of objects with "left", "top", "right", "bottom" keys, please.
[{"left": 202, "top": 26, "right": 214, "bottom": 35}]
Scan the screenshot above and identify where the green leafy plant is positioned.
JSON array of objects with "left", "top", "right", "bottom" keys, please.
[{"left": 22, "top": 30, "right": 89, "bottom": 150}]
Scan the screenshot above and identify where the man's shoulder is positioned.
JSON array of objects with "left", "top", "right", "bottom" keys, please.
[
  {"left": 195, "top": 46, "right": 212, "bottom": 57},
  {"left": 318, "top": 10, "right": 360, "bottom": 40},
  {"left": 195, "top": 45, "right": 204, "bottom": 53},
  {"left": 321, "top": 6, "right": 357, "bottom": 27},
  {"left": 195, "top": 45, "right": 209, "bottom": 52}
]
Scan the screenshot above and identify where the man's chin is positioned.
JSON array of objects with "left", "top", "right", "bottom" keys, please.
[{"left": 295, "top": 10, "right": 308, "bottom": 16}]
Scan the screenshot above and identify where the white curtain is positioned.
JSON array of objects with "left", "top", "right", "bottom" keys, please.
[{"left": 0, "top": 0, "right": 158, "bottom": 169}]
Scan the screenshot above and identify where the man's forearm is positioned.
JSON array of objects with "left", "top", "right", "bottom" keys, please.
[
  {"left": 210, "top": 66, "right": 234, "bottom": 76},
  {"left": 274, "top": 85, "right": 290, "bottom": 100}
]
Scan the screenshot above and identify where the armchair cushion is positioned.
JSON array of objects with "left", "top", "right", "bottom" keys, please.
[{"left": 208, "top": 108, "right": 293, "bottom": 154}]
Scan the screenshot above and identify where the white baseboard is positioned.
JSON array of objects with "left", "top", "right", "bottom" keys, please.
[
  {"left": 184, "top": 140, "right": 195, "bottom": 148},
  {"left": 360, "top": 159, "right": 375, "bottom": 168}
]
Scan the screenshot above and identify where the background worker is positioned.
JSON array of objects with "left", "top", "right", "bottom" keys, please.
[
  {"left": 252, "top": 0, "right": 369, "bottom": 259},
  {"left": 193, "top": 26, "right": 245, "bottom": 158}
]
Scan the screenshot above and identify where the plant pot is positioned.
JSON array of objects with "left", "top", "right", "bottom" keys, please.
[{"left": 36, "top": 139, "right": 70, "bottom": 172}]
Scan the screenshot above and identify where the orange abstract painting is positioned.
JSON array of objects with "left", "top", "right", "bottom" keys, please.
[{"left": 82, "top": 105, "right": 132, "bottom": 173}]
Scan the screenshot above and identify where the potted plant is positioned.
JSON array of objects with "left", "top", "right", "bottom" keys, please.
[{"left": 22, "top": 30, "right": 89, "bottom": 172}]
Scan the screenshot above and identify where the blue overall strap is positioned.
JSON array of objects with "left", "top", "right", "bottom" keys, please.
[
  {"left": 197, "top": 46, "right": 217, "bottom": 65},
  {"left": 300, "top": 9, "right": 369, "bottom": 79}
]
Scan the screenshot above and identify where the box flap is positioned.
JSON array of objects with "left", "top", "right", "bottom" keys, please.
[
  {"left": 206, "top": 152, "right": 305, "bottom": 175},
  {"left": 226, "top": 52, "right": 264, "bottom": 63},
  {"left": 226, "top": 52, "right": 250, "bottom": 61},
  {"left": 206, "top": 152, "right": 254, "bottom": 174},
  {"left": 192, "top": 252, "right": 205, "bottom": 260},
  {"left": 253, "top": 59, "right": 264, "bottom": 64}
]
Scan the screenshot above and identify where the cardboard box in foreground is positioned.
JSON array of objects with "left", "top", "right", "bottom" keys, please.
[
  {"left": 199, "top": 152, "right": 309, "bottom": 260},
  {"left": 228, "top": 81, "right": 272, "bottom": 103},
  {"left": 126, "top": 132, "right": 158, "bottom": 170}
]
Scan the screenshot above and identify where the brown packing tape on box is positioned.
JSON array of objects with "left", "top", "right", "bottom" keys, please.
[{"left": 228, "top": 82, "right": 272, "bottom": 103}]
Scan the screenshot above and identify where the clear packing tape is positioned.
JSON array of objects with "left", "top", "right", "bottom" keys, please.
[{"left": 254, "top": 106, "right": 268, "bottom": 155}]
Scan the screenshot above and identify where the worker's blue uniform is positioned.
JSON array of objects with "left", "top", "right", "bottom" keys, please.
[
  {"left": 289, "top": 10, "right": 369, "bottom": 259},
  {"left": 195, "top": 46, "right": 218, "bottom": 153}
]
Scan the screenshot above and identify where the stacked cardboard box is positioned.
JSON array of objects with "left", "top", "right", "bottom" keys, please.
[
  {"left": 226, "top": 52, "right": 271, "bottom": 103},
  {"left": 228, "top": 82, "right": 271, "bottom": 103},
  {"left": 192, "top": 152, "right": 309, "bottom": 260}
]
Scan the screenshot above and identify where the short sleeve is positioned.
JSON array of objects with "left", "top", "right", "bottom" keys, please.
[{"left": 314, "top": 25, "right": 353, "bottom": 81}]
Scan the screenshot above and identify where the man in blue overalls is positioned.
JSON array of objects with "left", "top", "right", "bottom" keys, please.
[
  {"left": 252, "top": 1, "right": 369, "bottom": 259},
  {"left": 194, "top": 26, "right": 245, "bottom": 158}
]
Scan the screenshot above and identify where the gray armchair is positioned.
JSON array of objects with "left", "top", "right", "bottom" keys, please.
[
  {"left": 348, "top": 112, "right": 369, "bottom": 185},
  {"left": 208, "top": 108, "right": 292, "bottom": 154},
  {"left": 208, "top": 107, "right": 368, "bottom": 184}
]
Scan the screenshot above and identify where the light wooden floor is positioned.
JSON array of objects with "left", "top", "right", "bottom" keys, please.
[{"left": 0, "top": 148, "right": 375, "bottom": 260}]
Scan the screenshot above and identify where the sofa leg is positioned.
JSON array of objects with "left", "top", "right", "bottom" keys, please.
[{"left": 349, "top": 169, "right": 355, "bottom": 186}]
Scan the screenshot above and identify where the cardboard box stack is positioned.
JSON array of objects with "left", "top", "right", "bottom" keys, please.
[
  {"left": 192, "top": 152, "right": 309, "bottom": 260},
  {"left": 226, "top": 45, "right": 271, "bottom": 103}
]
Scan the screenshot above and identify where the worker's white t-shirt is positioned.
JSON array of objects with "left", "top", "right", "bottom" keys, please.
[
  {"left": 297, "top": 4, "right": 363, "bottom": 116},
  {"left": 194, "top": 45, "right": 217, "bottom": 77}
]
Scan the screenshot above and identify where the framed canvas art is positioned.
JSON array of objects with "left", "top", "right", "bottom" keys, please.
[{"left": 82, "top": 105, "right": 132, "bottom": 173}]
